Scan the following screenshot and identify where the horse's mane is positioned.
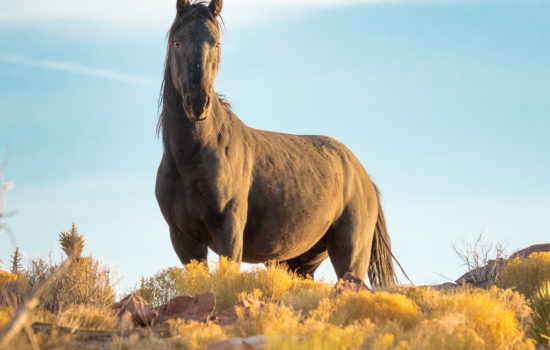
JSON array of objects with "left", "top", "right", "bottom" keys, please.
[{"left": 157, "top": 1, "right": 230, "bottom": 136}]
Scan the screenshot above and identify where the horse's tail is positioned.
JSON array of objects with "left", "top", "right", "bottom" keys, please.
[{"left": 368, "top": 185, "right": 398, "bottom": 288}]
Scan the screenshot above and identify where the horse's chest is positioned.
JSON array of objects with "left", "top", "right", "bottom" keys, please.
[{"left": 180, "top": 166, "right": 233, "bottom": 215}]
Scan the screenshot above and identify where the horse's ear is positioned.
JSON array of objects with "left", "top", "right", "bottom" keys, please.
[
  {"left": 177, "top": 0, "right": 189, "bottom": 14},
  {"left": 208, "top": 0, "right": 223, "bottom": 17}
]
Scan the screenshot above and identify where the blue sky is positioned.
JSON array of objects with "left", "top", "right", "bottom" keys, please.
[{"left": 0, "top": 0, "right": 549, "bottom": 290}]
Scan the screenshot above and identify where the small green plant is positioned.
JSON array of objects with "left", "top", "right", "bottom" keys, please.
[{"left": 528, "top": 281, "right": 550, "bottom": 346}]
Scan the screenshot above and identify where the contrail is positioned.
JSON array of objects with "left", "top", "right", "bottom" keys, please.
[{"left": 0, "top": 54, "right": 157, "bottom": 88}]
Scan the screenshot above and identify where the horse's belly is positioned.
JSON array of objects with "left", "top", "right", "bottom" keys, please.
[{"left": 241, "top": 195, "right": 339, "bottom": 262}]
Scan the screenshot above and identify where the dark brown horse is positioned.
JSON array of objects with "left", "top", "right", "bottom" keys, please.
[{"left": 156, "top": 0, "right": 396, "bottom": 286}]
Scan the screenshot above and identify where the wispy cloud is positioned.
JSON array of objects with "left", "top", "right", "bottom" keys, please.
[
  {"left": 0, "top": 0, "right": 393, "bottom": 28},
  {"left": 0, "top": 54, "right": 157, "bottom": 87}
]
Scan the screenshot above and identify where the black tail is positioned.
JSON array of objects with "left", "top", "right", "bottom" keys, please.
[{"left": 368, "top": 185, "right": 397, "bottom": 288}]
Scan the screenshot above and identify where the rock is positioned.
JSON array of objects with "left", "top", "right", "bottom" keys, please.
[
  {"left": 455, "top": 258, "right": 507, "bottom": 287},
  {"left": 208, "top": 335, "right": 266, "bottom": 350},
  {"left": 455, "top": 244, "right": 550, "bottom": 288},
  {"left": 215, "top": 306, "right": 239, "bottom": 326},
  {"left": 154, "top": 292, "right": 215, "bottom": 324},
  {"left": 431, "top": 282, "right": 458, "bottom": 290},
  {"left": 113, "top": 293, "right": 158, "bottom": 326},
  {"left": 510, "top": 244, "right": 550, "bottom": 259},
  {"left": 213, "top": 297, "right": 265, "bottom": 326},
  {"left": 334, "top": 272, "right": 372, "bottom": 293}
]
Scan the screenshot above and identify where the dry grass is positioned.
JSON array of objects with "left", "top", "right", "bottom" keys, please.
[
  {"left": 138, "top": 257, "right": 330, "bottom": 311},
  {"left": 0, "top": 246, "right": 546, "bottom": 349}
]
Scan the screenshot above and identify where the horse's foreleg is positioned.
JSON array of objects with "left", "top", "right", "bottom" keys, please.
[
  {"left": 170, "top": 226, "right": 208, "bottom": 264},
  {"left": 211, "top": 199, "right": 247, "bottom": 263}
]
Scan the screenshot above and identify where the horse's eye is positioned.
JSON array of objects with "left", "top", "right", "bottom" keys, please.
[{"left": 173, "top": 41, "right": 180, "bottom": 48}]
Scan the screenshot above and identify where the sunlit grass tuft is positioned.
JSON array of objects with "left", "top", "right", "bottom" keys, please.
[
  {"left": 319, "top": 290, "right": 420, "bottom": 329},
  {"left": 168, "top": 320, "right": 227, "bottom": 350}
]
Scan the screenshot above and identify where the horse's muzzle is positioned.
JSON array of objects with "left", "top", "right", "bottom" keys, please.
[{"left": 184, "top": 94, "right": 210, "bottom": 121}]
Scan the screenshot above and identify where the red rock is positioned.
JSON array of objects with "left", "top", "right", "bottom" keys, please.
[
  {"left": 213, "top": 298, "right": 265, "bottom": 326},
  {"left": 510, "top": 244, "right": 550, "bottom": 259},
  {"left": 154, "top": 292, "right": 215, "bottom": 324},
  {"left": 208, "top": 335, "right": 266, "bottom": 350},
  {"left": 215, "top": 306, "right": 239, "bottom": 326},
  {"left": 113, "top": 293, "right": 158, "bottom": 326}
]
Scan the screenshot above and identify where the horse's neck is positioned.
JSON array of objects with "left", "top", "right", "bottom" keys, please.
[{"left": 162, "top": 95, "right": 243, "bottom": 159}]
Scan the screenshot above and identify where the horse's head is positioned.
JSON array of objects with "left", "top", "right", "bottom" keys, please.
[{"left": 167, "top": 0, "right": 223, "bottom": 122}]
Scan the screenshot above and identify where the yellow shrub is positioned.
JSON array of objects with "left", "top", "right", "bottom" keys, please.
[
  {"left": 231, "top": 302, "right": 302, "bottom": 337},
  {"left": 256, "top": 263, "right": 294, "bottom": 299},
  {"left": 485, "top": 286, "right": 532, "bottom": 326},
  {"left": 138, "top": 266, "right": 187, "bottom": 306},
  {"left": 0, "top": 270, "right": 17, "bottom": 284},
  {"left": 283, "top": 288, "right": 331, "bottom": 316},
  {"left": 266, "top": 320, "right": 373, "bottom": 350},
  {"left": 497, "top": 252, "right": 550, "bottom": 299},
  {"left": 308, "top": 297, "right": 334, "bottom": 323},
  {"left": 168, "top": 320, "right": 226, "bottom": 350},
  {"left": 0, "top": 307, "right": 12, "bottom": 331},
  {"left": 421, "top": 291, "right": 534, "bottom": 350},
  {"left": 153, "top": 258, "right": 322, "bottom": 311},
  {"left": 210, "top": 259, "right": 258, "bottom": 310},
  {"left": 328, "top": 290, "right": 420, "bottom": 328},
  {"left": 178, "top": 260, "right": 213, "bottom": 297},
  {"left": 372, "top": 333, "right": 410, "bottom": 350},
  {"left": 401, "top": 286, "right": 443, "bottom": 313},
  {"left": 410, "top": 314, "right": 486, "bottom": 350}
]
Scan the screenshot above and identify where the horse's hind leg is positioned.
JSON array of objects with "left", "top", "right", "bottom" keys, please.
[
  {"left": 280, "top": 240, "right": 328, "bottom": 279},
  {"left": 326, "top": 206, "right": 377, "bottom": 281}
]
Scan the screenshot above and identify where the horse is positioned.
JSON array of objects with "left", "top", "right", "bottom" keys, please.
[{"left": 155, "top": 0, "right": 397, "bottom": 287}]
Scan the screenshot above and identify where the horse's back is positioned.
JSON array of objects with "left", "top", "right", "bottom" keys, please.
[{"left": 241, "top": 129, "right": 376, "bottom": 262}]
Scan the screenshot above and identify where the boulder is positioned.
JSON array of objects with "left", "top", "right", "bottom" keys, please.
[
  {"left": 510, "top": 244, "right": 550, "bottom": 259},
  {"left": 455, "top": 258, "right": 507, "bottom": 287},
  {"left": 154, "top": 292, "right": 215, "bottom": 324},
  {"left": 113, "top": 293, "right": 158, "bottom": 326},
  {"left": 208, "top": 335, "right": 266, "bottom": 350}
]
